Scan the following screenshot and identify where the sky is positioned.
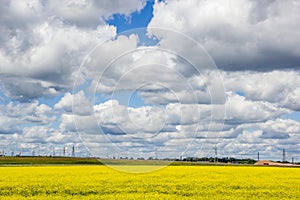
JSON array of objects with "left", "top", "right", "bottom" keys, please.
[{"left": 0, "top": 0, "right": 300, "bottom": 162}]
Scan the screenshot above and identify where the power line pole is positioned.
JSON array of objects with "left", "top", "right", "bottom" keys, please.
[
  {"left": 214, "top": 147, "right": 217, "bottom": 163},
  {"left": 63, "top": 146, "right": 66, "bottom": 157},
  {"left": 52, "top": 146, "right": 55, "bottom": 157},
  {"left": 292, "top": 157, "right": 294, "bottom": 164},
  {"left": 257, "top": 152, "right": 259, "bottom": 161},
  {"left": 283, "top": 148, "right": 286, "bottom": 162},
  {"left": 72, "top": 145, "right": 75, "bottom": 157}
]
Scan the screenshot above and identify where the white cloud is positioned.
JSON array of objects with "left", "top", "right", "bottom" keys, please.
[
  {"left": 0, "top": 75, "right": 61, "bottom": 102},
  {"left": 138, "top": 70, "right": 226, "bottom": 105},
  {"left": 93, "top": 100, "right": 167, "bottom": 135},
  {"left": 224, "top": 92, "right": 289, "bottom": 124},
  {"left": 4, "top": 100, "right": 53, "bottom": 124},
  {"left": 56, "top": 94, "right": 294, "bottom": 158},
  {"left": 0, "top": 0, "right": 147, "bottom": 101},
  {"left": 0, "top": 115, "right": 21, "bottom": 134},
  {"left": 148, "top": 0, "right": 300, "bottom": 70},
  {"left": 0, "top": 0, "right": 42, "bottom": 28},
  {"left": 60, "top": 113, "right": 98, "bottom": 134},
  {"left": 84, "top": 34, "right": 139, "bottom": 86},
  {"left": 55, "top": 91, "right": 93, "bottom": 116},
  {"left": 84, "top": 43, "right": 226, "bottom": 105},
  {"left": 0, "top": 20, "right": 115, "bottom": 100},
  {"left": 260, "top": 119, "right": 300, "bottom": 138},
  {"left": 0, "top": 100, "right": 54, "bottom": 135},
  {"left": 46, "top": 0, "right": 147, "bottom": 27},
  {"left": 223, "top": 70, "right": 300, "bottom": 111},
  {"left": 0, "top": 0, "right": 146, "bottom": 27}
]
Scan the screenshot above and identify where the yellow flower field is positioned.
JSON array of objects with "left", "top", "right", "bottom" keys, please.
[{"left": 0, "top": 165, "right": 299, "bottom": 199}]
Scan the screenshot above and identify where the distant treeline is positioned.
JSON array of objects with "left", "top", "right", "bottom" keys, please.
[
  {"left": 167, "top": 157, "right": 299, "bottom": 165},
  {"left": 161, "top": 157, "right": 257, "bottom": 164}
]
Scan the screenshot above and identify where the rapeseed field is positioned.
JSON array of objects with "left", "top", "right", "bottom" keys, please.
[{"left": 0, "top": 166, "right": 299, "bottom": 199}]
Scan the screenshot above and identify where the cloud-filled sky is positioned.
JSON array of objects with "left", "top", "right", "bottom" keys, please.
[{"left": 0, "top": 0, "right": 299, "bottom": 161}]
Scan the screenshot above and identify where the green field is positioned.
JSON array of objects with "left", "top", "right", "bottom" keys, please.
[
  {"left": 0, "top": 165, "right": 299, "bottom": 199},
  {"left": 0, "top": 156, "right": 101, "bottom": 165},
  {"left": 0, "top": 156, "right": 237, "bottom": 166}
]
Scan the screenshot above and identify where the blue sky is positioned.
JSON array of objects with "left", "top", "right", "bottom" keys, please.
[
  {"left": 0, "top": 0, "right": 299, "bottom": 162},
  {"left": 107, "top": 0, "right": 154, "bottom": 34}
]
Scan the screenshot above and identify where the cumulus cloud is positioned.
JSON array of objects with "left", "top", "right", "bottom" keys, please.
[
  {"left": 259, "top": 119, "right": 300, "bottom": 139},
  {"left": 138, "top": 70, "right": 225, "bottom": 105},
  {"left": 95, "top": 100, "right": 168, "bottom": 135},
  {"left": 56, "top": 92, "right": 293, "bottom": 157},
  {"left": 0, "top": 20, "right": 115, "bottom": 101},
  {"left": 84, "top": 44, "right": 225, "bottom": 105},
  {"left": 223, "top": 70, "right": 300, "bottom": 111},
  {"left": 0, "top": 0, "right": 148, "bottom": 102},
  {"left": 0, "top": 100, "right": 54, "bottom": 135},
  {"left": 0, "top": 75, "right": 61, "bottom": 102},
  {"left": 0, "top": 116, "right": 21, "bottom": 134},
  {"left": 148, "top": 0, "right": 300, "bottom": 70},
  {"left": 1, "top": 126, "right": 82, "bottom": 156},
  {"left": 4, "top": 100, "right": 53, "bottom": 124},
  {"left": 55, "top": 90, "right": 93, "bottom": 116},
  {"left": 214, "top": 118, "right": 300, "bottom": 160},
  {"left": 45, "top": 0, "right": 146, "bottom": 27},
  {"left": 83, "top": 34, "right": 139, "bottom": 85},
  {"left": 0, "top": 0, "right": 146, "bottom": 27},
  {"left": 224, "top": 92, "right": 289, "bottom": 124}
]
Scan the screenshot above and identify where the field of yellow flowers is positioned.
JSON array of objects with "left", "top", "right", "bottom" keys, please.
[{"left": 0, "top": 165, "right": 299, "bottom": 199}]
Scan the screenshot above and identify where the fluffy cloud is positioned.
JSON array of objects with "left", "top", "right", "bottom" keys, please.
[
  {"left": 82, "top": 34, "right": 139, "bottom": 86},
  {"left": 21, "top": 126, "right": 66, "bottom": 144},
  {"left": 0, "top": 0, "right": 147, "bottom": 102},
  {"left": 0, "top": 75, "right": 61, "bottom": 102},
  {"left": 216, "top": 118, "right": 300, "bottom": 160},
  {"left": 0, "top": 116, "right": 21, "bottom": 135},
  {"left": 1, "top": 127, "right": 82, "bottom": 156},
  {"left": 95, "top": 100, "right": 168, "bottom": 135},
  {"left": 223, "top": 70, "right": 300, "bottom": 111},
  {"left": 0, "top": 100, "right": 54, "bottom": 134},
  {"left": 148, "top": 0, "right": 300, "bottom": 70},
  {"left": 45, "top": 0, "right": 146, "bottom": 27},
  {"left": 259, "top": 119, "right": 300, "bottom": 139},
  {"left": 224, "top": 92, "right": 289, "bottom": 124},
  {"left": 0, "top": 20, "right": 115, "bottom": 101},
  {"left": 57, "top": 93, "right": 292, "bottom": 158},
  {"left": 0, "top": 0, "right": 146, "bottom": 27},
  {"left": 136, "top": 69, "right": 225, "bottom": 105},
  {"left": 3, "top": 100, "right": 53, "bottom": 124},
  {"left": 84, "top": 43, "right": 225, "bottom": 105},
  {"left": 55, "top": 91, "right": 93, "bottom": 116}
]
